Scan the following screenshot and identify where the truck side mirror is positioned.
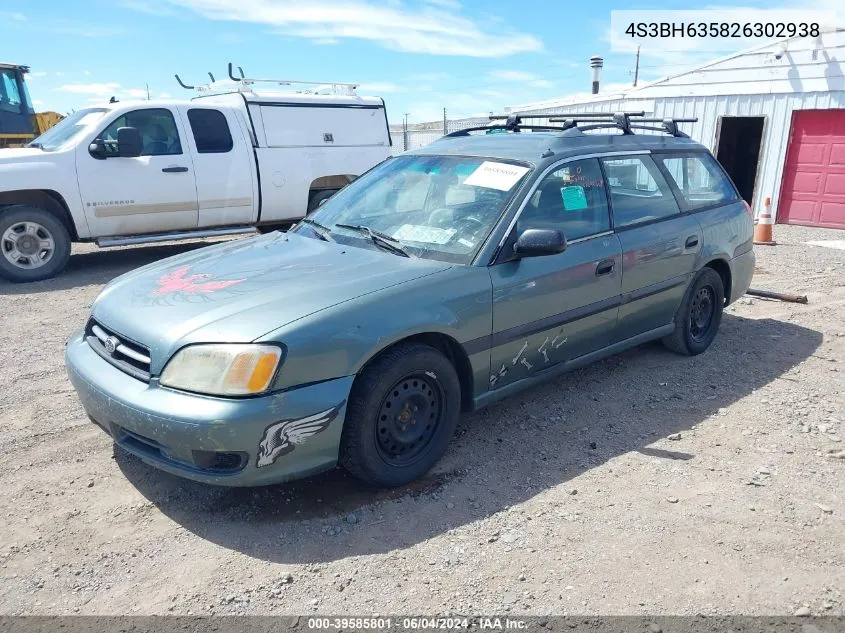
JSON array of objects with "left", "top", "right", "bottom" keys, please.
[
  {"left": 88, "top": 139, "right": 107, "bottom": 160},
  {"left": 116, "top": 127, "right": 142, "bottom": 158}
]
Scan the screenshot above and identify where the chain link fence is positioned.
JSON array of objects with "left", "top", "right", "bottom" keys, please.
[{"left": 388, "top": 115, "right": 490, "bottom": 154}]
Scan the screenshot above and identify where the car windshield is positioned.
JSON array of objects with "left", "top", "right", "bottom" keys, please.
[
  {"left": 27, "top": 108, "right": 108, "bottom": 151},
  {"left": 292, "top": 154, "right": 532, "bottom": 264}
]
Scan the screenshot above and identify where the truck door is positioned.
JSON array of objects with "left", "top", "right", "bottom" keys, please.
[
  {"left": 76, "top": 106, "right": 198, "bottom": 237},
  {"left": 178, "top": 106, "right": 257, "bottom": 228}
]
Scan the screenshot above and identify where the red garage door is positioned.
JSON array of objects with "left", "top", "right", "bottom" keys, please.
[{"left": 779, "top": 109, "right": 845, "bottom": 229}]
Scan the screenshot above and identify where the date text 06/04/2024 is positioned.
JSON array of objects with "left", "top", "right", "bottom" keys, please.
[{"left": 306, "top": 617, "right": 529, "bottom": 630}]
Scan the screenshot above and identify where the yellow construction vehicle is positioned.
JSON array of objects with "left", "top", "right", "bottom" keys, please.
[{"left": 0, "top": 63, "right": 63, "bottom": 148}]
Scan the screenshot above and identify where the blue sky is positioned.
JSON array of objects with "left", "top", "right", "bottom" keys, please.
[{"left": 2, "top": 0, "right": 827, "bottom": 124}]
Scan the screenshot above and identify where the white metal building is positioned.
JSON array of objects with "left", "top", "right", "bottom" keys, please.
[{"left": 507, "top": 31, "right": 845, "bottom": 229}]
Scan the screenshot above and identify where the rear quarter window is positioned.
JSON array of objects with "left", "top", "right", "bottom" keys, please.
[
  {"left": 656, "top": 152, "right": 739, "bottom": 210},
  {"left": 187, "top": 108, "right": 234, "bottom": 154}
]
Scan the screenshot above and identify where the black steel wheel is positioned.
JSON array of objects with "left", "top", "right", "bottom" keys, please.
[
  {"left": 341, "top": 343, "right": 461, "bottom": 487},
  {"left": 375, "top": 373, "right": 443, "bottom": 466},
  {"left": 663, "top": 267, "right": 725, "bottom": 356}
]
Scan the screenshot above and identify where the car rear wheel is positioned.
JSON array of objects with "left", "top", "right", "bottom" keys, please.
[
  {"left": 0, "top": 206, "right": 71, "bottom": 283},
  {"left": 662, "top": 267, "right": 725, "bottom": 356},
  {"left": 340, "top": 343, "right": 461, "bottom": 487}
]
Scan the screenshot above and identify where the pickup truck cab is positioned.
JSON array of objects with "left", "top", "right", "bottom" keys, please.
[{"left": 0, "top": 82, "right": 391, "bottom": 282}]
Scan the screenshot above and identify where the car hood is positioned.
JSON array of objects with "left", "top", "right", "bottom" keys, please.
[{"left": 92, "top": 232, "right": 452, "bottom": 371}]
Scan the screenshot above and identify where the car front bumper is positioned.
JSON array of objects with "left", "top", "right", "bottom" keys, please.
[{"left": 65, "top": 330, "right": 353, "bottom": 487}]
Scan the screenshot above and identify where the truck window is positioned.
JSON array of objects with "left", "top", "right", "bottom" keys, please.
[
  {"left": 656, "top": 152, "right": 738, "bottom": 210},
  {"left": 100, "top": 108, "right": 182, "bottom": 157},
  {"left": 0, "top": 69, "right": 23, "bottom": 113},
  {"left": 187, "top": 109, "right": 233, "bottom": 154}
]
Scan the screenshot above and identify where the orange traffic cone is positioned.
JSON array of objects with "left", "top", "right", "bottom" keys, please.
[{"left": 754, "top": 196, "right": 776, "bottom": 246}]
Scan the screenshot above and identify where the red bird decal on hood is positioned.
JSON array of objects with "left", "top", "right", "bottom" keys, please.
[{"left": 152, "top": 265, "right": 245, "bottom": 297}]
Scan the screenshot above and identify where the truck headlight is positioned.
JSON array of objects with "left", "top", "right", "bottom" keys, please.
[{"left": 160, "top": 344, "right": 283, "bottom": 396}]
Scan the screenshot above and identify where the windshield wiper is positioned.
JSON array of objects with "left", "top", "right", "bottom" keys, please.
[
  {"left": 298, "top": 218, "right": 335, "bottom": 242},
  {"left": 335, "top": 223, "right": 414, "bottom": 258}
]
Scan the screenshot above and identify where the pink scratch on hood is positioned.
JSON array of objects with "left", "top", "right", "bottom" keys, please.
[{"left": 152, "top": 265, "right": 245, "bottom": 297}]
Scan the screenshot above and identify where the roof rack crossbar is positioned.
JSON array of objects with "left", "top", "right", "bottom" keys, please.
[
  {"left": 444, "top": 124, "right": 575, "bottom": 137},
  {"left": 493, "top": 111, "right": 646, "bottom": 121}
]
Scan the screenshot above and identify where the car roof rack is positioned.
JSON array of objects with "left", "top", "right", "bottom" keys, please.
[
  {"left": 444, "top": 112, "right": 696, "bottom": 138},
  {"left": 174, "top": 62, "right": 359, "bottom": 96}
]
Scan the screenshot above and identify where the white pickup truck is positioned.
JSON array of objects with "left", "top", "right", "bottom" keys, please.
[{"left": 0, "top": 78, "right": 392, "bottom": 282}]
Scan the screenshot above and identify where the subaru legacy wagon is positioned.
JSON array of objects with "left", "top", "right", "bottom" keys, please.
[{"left": 66, "top": 113, "right": 754, "bottom": 488}]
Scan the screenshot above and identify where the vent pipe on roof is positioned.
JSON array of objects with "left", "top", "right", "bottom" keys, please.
[{"left": 590, "top": 56, "right": 604, "bottom": 95}]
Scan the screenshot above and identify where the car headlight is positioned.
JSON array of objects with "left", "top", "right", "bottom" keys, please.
[{"left": 160, "top": 344, "right": 284, "bottom": 396}]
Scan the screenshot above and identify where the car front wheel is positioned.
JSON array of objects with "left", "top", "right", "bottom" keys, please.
[
  {"left": 340, "top": 342, "right": 461, "bottom": 487},
  {"left": 663, "top": 267, "right": 725, "bottom": 356}
]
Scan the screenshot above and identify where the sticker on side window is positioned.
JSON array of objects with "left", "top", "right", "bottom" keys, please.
[
  {"left": 561, "top": 185, "right": 588, "bottom": 210},
  {"left": 462, "top": 161, "right": 530, "bottom": 191},
  {"left": 392, "top": 224, "right": 457, "bottom": 245}
]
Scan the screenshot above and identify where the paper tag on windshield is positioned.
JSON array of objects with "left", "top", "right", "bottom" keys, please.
[
  {"left": 393, "top": 224, "right": 456, "bottom": 245},
  {"left": 463, "top": 161, "right": 530, "bottom": 191}
]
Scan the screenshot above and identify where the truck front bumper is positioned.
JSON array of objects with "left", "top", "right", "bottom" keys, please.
[{"left": 65, "top": 330, "right": 354, "bottom": 487}]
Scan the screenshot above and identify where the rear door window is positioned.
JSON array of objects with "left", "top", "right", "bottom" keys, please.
[
  {"left": 656, "top": 152, "right": 739, "bottom": 210},
  {"left": 187, "top": 109, "right": 234, "bottom": 154},
  {"left": 601, "top": 155, "right": 681, "bottom": 228}
]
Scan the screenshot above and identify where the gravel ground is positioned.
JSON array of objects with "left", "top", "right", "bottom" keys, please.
[{"left": 0, "top": 224, "right": 843, "bottom": 616}]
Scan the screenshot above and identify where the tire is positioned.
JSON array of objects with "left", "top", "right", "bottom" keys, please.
[
  {"left": 662, "top": 267, "right": 725, "bottom": 356},
  {"left": 307, "top": 189, "right": 337, "bottom": 212},
  {"left": 0, "top": 205, "right": 71, "bottom": 283},
  {"left": 256, "top": 223, "right": 293, "bottom": 235},
  {"left": 340, "top": 343, "right": 461, "bottom": 487}
]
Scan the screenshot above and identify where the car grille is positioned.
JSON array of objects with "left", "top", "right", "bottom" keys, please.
[{"left": 85, "top": 318, "right": 152, "bottom": 382}]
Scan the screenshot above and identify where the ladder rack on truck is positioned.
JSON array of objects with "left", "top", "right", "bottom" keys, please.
[{"left": 174, "top": 63, "right": 359, "bottom": 96}]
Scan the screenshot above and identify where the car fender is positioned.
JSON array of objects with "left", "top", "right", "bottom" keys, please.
[{"left": 258, "top": 265, "right": 493, "bottom": 396}]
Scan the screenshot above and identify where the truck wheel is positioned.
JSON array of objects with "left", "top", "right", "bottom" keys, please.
[
  {"left": 340, "top": 343, "right": 461, "bottom": 488},
  {"left": 307, "top": 189, "right": 337, "bottom": 212},
  {"left": 662, "top": 267, "right": 725, "bottom": 356},
  {"left": 256, "top": 223, "right": 293, "bottom": 235},
  {"left": 0, "top": 206, "right": 71, "bottom": 283}
]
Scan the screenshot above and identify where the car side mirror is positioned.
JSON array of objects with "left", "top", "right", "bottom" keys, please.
[
  {"left": 88, "top": 138, "right": 107, "bottom": 160},
  {"left": 116, "top": 126, "right": 142, "bottom": 158},
  {"left": 513, "top": 228, "right": 567, "bottom": 258}
]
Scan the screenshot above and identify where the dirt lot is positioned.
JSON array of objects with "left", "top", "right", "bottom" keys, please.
[{"left": 0, "top": 224, "right": 843, "bottom": 616}]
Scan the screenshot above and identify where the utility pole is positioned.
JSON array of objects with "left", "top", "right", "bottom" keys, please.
[
  {"left": 146, "top": 83, "right": 151, "bottom": 100},
  {"left": 633, "top": 45, "right": 640, "bottom": 87},
  {"left": 443, "top": 107, "right": 447, "bottom": 135},
  {"left": 403, "top": 112, "right": 409, "bottom": 152}
]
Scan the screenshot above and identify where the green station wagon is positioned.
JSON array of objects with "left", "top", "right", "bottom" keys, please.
[{"left": 65, "top": 113, "right": 755, "bottom": 488}]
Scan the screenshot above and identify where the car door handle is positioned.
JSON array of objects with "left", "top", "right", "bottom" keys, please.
[
  {"left": 596, "top": 259, "right": 615, "bottom": 276},
  {"left": 162, "top": 166, "right": 189, "bottom": 173},
  {"left": 685, "top": 235, "right": 699, "bottom": 248}
]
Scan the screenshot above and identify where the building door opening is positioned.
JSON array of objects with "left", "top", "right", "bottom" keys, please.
[{"left": 715, "top": 116, "right": 765, "bottom": 205}]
